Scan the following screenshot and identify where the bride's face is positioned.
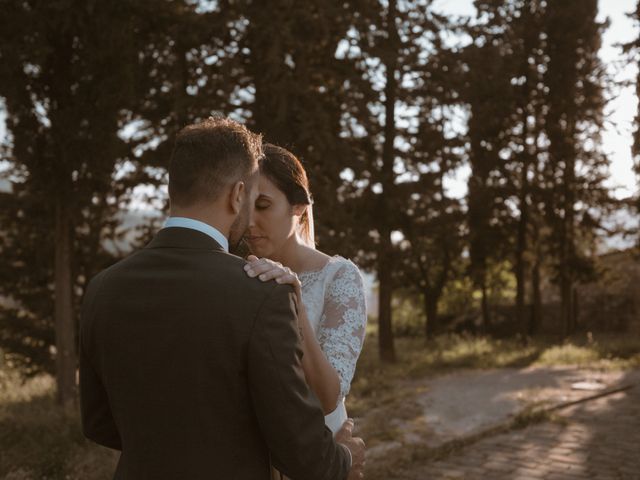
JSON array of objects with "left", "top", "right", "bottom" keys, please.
[{"left": 244, "top": 174, "right": 303, "bottom": 258}]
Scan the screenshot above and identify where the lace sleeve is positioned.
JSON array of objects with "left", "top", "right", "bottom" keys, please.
[{"left": 317, "top": 260, "right": 367, "bottom": 399}]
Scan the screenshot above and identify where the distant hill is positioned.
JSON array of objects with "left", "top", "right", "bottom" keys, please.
[{"left": 103, "top": 209, "right": 162, "bottom": 255}]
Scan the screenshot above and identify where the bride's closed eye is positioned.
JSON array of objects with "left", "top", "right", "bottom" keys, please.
[{"left": 255, "top": 199, "right": 271, "bottom": 210}]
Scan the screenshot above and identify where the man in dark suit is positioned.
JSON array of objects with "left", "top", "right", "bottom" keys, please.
[{"left": 79, "top": 117, "right": 365, "bottom": 479}]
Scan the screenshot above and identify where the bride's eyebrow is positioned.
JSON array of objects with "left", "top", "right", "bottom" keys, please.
[{"left": 257, "top": 194, "right": 273, "bottom": 200}]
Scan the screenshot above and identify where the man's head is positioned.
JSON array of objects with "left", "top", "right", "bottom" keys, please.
[{"left": 168, "top": 117, "right": 263, "bottom": 247}]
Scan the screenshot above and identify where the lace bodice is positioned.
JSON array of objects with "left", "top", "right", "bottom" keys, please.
[{"left": 298, "top": 256, "right": 367, "bottom": 400}]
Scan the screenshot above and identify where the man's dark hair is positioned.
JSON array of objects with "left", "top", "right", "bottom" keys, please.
[{"left": 168, "top": 117, "right": 263, "bottom": 207}]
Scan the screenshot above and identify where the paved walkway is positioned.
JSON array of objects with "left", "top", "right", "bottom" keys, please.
[{"left": 393, "top": 371, "right": 640, "bottom": 479}]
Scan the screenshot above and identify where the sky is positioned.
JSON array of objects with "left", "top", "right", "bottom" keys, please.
[
  {"left": 1, "top": 1, "right": 638, "bottom": 201},
  {"left": 596, "top": 0, "right": 639, "bottom": 199}
]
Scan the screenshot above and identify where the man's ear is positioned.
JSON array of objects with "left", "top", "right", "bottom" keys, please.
[{"left": 229, "top": 180, "right": 245, "bottom": 215}]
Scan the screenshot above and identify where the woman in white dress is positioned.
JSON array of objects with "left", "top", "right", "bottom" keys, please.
[{"left": 242, "top": 144, "right": 367, "bottom": 479}]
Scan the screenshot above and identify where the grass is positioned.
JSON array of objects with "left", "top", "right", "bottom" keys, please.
[
  {"left": 535, "top": 335, "right": 640, "bottom": 368},
  {"left": 0, "top": 370, "right": 117, "bottom": 480},
  {"left": 1, "top": 331, "right": 639, "bottom": 479}
]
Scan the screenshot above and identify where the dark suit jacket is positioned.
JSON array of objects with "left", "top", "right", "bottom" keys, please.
[{"left": 79, "top": 227, "right": 350, "bottom": 480}]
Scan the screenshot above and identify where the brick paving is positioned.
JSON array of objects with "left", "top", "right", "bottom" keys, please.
[{"left": 394, "top": 375, "right": 640, "bottom": 480}]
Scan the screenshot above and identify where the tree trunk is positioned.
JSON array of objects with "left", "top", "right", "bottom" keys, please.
[
  {"left": 560, "top": 266, "right": 575, "bottom": 337},
  {"left": 516, "top": 19, "right": 533, "bottom": 334},
  {"left": 529, "top": 50, "right": 544, "bottom": 338},
  {"left": 424, "top": 292, "right": 438, "bottom": 340},
  {"left": 561, "top": 155, "right": 576, "bottom": 338},
  {"left": 54, "top": 197, "right": 76, "bottom": 408},
  {"left": 572, "top": 287, "right": 579, "bottom": 332},
  {"left": 516, "top": 106, "right": 532, "bottom": 331},
  {"left": 377, "top": 231, "right": 395, "bottom": 362},
  {"left": 481, "top": 277, "right": 491, "bottom": 333},
  {"left": 530, "top": 256, "right": 542, "bottom": 336},
  {"left": 376, "top": 0, "right": 399, "bottom": 363},
  {"left": 515, "top": 175, "right": 528, "bottom": 331}
]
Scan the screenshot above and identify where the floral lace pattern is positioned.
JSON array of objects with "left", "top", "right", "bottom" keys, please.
[{"left": 299, "top": 257, "right": 367, "bottom": 399}]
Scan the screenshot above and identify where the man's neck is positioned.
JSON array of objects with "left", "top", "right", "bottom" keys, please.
[{"left": 169, "top": 209, "right": 230, "bottom": 239}]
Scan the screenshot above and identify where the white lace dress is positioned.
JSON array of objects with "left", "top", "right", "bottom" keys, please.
[{"left": 298, "top": 255, "right": 368, "bottom": 434}]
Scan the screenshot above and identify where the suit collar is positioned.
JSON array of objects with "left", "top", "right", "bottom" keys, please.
[
  {"left": 146, "top": 227, "right": 226, "bottom": 251},
  {"left": 163, "top": 217, "right": 229, "bottom": 252}
]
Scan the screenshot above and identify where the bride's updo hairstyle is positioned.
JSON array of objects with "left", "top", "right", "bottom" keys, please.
[{"left": 261, "top": 144, "right": 315, "bottom": 248}]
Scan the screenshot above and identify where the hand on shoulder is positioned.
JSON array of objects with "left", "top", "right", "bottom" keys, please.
[{"left": 244, "top": 255, "right": 302, "bottom": 295}]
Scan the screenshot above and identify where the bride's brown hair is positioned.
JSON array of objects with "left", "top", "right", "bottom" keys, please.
[{"left": 260, "top": 144, "right": 315, "bottom": 248}]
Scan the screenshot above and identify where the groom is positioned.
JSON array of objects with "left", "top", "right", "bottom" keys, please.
[{"left": 79, "top": 117, "right": 365, "bottom": 479}]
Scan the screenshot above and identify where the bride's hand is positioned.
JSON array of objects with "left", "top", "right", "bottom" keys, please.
[{"left": 244, "top": 255, "right": 302, "bottom": 295}]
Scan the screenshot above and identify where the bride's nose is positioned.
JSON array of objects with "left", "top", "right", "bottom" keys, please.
[{"left": 246, "top": 217, "right": 257, "bottom": 233}]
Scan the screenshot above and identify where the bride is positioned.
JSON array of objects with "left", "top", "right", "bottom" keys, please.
[{"left": 242, "top": 144, "right": 367, "bottom": 478}]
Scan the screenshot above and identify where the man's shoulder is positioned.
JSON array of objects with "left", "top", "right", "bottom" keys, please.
[
  {"left": 86, "top": 247, "right": 285, "bottom": 302},
  {"left": 86, "top": 249, "right": 145, "bottom": 286},
  {"left": 210, "top": 252, "right": 286, "bottom": 296}
]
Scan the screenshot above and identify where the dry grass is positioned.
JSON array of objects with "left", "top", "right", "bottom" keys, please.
[{"left": 0, "top": 370, "right": 117, "bottom": 480}]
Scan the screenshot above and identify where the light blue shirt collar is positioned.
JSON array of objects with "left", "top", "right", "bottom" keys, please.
[{"left": 163, "top": 217, "right": 229, "bottom": 252}]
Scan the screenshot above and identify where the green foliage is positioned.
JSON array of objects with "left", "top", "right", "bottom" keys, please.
[
  {"left": 376, "top": 258, "right": 519, "bottom": 339},
  {"left": 438, "top": 275, "right": 476, "bottom": 318},
  {"left": 388, "top": 291, "right": 424, "bottom": 337},
  {"left": 485, "top": 259, "right": 517, "bottom": 305}
]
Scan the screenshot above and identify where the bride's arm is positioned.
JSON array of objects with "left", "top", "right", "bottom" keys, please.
[
  {"left": 315, "top": 261, "right": 367, "bottom": 403},
  {"left": 245, "top": 256, "right": 341, "bottom": 414},
  {"left": 293, "top": 293, "right": 342, "bottom": 413}
]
